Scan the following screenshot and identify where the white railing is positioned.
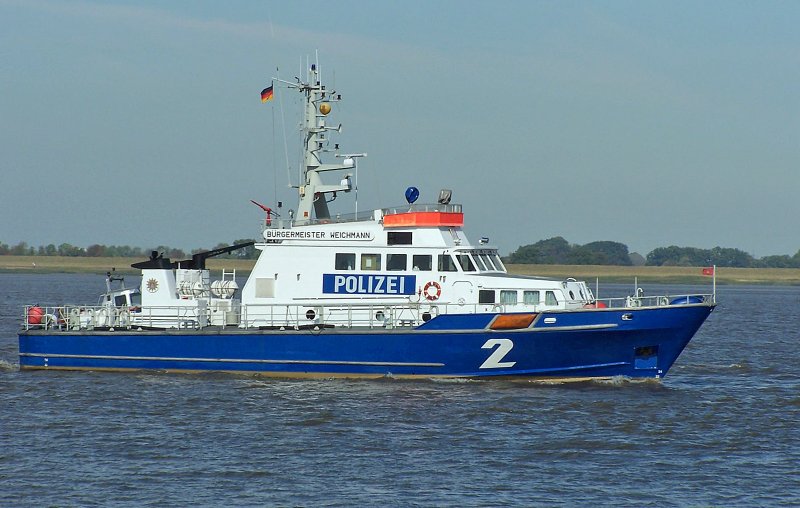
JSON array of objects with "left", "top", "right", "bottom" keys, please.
[
  {"left": 22, "top": 293, "right": 713, "bottom": 332},
  {"left": 239, "top": 303, "right": 442, "bottom": 330},
  {"left": 21, "top": 304, "right": 209, "bottom": 331},
  {"left": 592, "top": 293, "right": 715, "bottom": 309},
  {"left": 381, "top": 203, "right": 462, "bottom": 217},
  {"left": 260, "top": 203, "right": 464, "bottom": 231}
]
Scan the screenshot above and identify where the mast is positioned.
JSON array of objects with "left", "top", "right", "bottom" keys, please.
[{"left": 276, "top": 61, "right": 362, "bottom": 225}]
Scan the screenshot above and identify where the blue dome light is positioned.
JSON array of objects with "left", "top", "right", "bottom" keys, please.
[{"left": 405, "top": 186, "right": 420, "bottom": 204}]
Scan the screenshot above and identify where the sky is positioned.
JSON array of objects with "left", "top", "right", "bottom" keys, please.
[{"left": 1, "top": 0, "right": 799, "bottom": 257}]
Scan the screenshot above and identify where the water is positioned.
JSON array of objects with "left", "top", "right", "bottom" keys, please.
[{"left": 1, "top": 274, "right": 798, "bottom": 506}]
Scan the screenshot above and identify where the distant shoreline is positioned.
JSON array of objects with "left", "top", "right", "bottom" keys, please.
[
  {"left": 505, "top": 264, "right": 800, "bottom": 285},
  {"left": 0, "top": 256, "right": 256, "bottom": 275},
  {"left": 2, "top": 255, "right": 799, "bottom": 285}
]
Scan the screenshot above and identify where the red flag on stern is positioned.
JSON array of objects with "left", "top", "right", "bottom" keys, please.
[{"left": 702, "top": 266, "right": 715, "bottom": 276}]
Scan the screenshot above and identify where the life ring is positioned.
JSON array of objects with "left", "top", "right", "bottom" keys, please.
[{"left": 423, "top": 281, "right": 441, "bottom": 301}]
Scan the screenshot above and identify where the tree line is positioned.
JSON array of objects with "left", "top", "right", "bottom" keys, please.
[
  {"left": 4, "top": 237, "right": 800, "bottom": 268},
  {"left": 0, "top": 240, "right": 260, "bottom": 260},
  {"left": 506, "top": 236, "right": 800, "bottom": 268}
]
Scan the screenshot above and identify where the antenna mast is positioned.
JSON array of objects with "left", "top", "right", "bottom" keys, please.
[{"left": 273, "top": 59, "right": 362, "bottom": 224}]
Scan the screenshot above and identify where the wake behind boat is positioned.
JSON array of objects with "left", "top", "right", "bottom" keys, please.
[{"left": 18, "top": 60, "right": 715, "bottom": 380}]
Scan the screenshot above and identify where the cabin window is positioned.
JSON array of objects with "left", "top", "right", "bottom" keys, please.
[
  {"left": 523, "top": 290, "right": 540, "bottom": 305},
  {"left": 412, "top": 254, "right": 432, "bottom": 271},
  {"left": 387, "top": 254, "right": 407, "bottom": 271},
  {"left": 479, "top": 289, "right": 495, "bottom": 304},
  {"left": 387, "top": 231, "right": 413, "bottom": 245},
  {"left": 438, "top": 254, "right": 459, "bottom": 272},
  {"left": 361, "top": 253, "right": 381, "bottom": 271},
  {"left": 500, "top": 290, "right": 518, "bottom": 305},
  {"left": 456, "top": 254, "right": 476, "bottom": 272},
  {"left": 335, "top": 253, "right": 356, "bottom": 270},
  {"left": 114, "top": 294, "right": 127, "bottom": 306},
  {"left": 545, "top": 291, "right": 559, "bottom": 306}
]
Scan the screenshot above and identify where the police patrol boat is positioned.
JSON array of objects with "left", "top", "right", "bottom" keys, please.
[{"left": 18, "top": 61, "right": 715, "bottom": 379}]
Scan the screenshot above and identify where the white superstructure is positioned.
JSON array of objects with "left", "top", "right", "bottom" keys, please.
[
  {"left": 55, "top": 59, "right": 597, "bottom": 332},
  {"left": 236, "top": 61, "right": 595, "bottom": 328}
]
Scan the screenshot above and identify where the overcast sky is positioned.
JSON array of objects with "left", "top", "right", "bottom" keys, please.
[{"left": 2, "top": 0, "right": 799, "bottom": 257}]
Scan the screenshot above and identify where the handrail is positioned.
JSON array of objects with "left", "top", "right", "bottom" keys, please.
[
  {"left": 261, "top": 202, "right": 464, "bottom": 230},
  {"left": 22, "top": 293, "right": 713, "bottom": 332}
]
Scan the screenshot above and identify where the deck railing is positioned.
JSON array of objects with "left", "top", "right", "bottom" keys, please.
[
  {"left": 261, "top": 203, "right": 464, "bottom": 230},
  {"left": 22, "top": 292, "right": 713, "bottom": 332}
]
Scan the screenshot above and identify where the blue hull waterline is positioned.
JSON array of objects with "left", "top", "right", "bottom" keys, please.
[{"left": 19, "top": 305, "right": 712, "bottom": 379}]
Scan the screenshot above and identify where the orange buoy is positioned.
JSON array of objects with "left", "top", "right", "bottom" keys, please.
[{"left": 27, "top": 306, "right": 44, "bottom": 325}]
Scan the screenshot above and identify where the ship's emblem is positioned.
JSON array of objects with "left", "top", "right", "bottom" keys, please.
[{"left": 146, "top": 278, "right": 159, "bottom": 293}]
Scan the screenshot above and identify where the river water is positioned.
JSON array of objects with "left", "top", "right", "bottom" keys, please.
[{"left": 1, "top": 273, "right": 798, "bottom": 506}]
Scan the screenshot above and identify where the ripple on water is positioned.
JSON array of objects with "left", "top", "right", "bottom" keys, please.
[{"left": 1, "top": 280, "right": 800, "bottom": 506}]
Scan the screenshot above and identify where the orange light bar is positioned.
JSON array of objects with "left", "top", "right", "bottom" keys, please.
[
  {"left": 490, "top": 313, "right": 537, "bottom": 330},
  {"left": 383, "top": 211, "right": 464, "bottom": 228}
]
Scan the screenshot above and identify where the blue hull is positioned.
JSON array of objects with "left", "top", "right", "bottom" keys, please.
[{"left": 18, "top": 305, "right": 713, "bottom": 379}]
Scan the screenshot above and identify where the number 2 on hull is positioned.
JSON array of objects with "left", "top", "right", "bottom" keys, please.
[{"left": 479, "top": 338, "right": 516, "bottom": 369}]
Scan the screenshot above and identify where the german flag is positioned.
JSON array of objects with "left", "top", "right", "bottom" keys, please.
[{"left": 260, "top": 85, "right": 274, "bottom": 103}]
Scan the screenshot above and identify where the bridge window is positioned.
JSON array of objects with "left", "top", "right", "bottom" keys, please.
[
  {"left": 387, "top": 253, "right": 407, "bottom": 271},
  {"left": 335, "top": 253, "right": 355, "bottom": 270},
  {"left": 387, "top": 231, "right": 413, "bottom": 245},
  {"left": 491, "top": 253, "right": 506, "bottom": 271},
  {"left": 456, "top": 253, "right": 476, "bottom": 272},
  {"left": 438, "top": 254, "right": 458, "bottom": 272},
  {"left": 361, "top": 254, "right": 381, "bottom": 271},
  {"left": 473, "top": 254, "right": 487, "bottom": 271},
  {"left": 412, "top": 254, "right": 432, "bottom": 271},
  {"left": 481, "top": 254, "right": 496, "bottom": 270}
]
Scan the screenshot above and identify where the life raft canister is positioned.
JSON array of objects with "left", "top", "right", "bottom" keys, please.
[
  {"left": 423, "top": 281, "right": 441, "bottom": 301},
  {"left": 27, "top": 306, "right": 44, "bottom": 325}
]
